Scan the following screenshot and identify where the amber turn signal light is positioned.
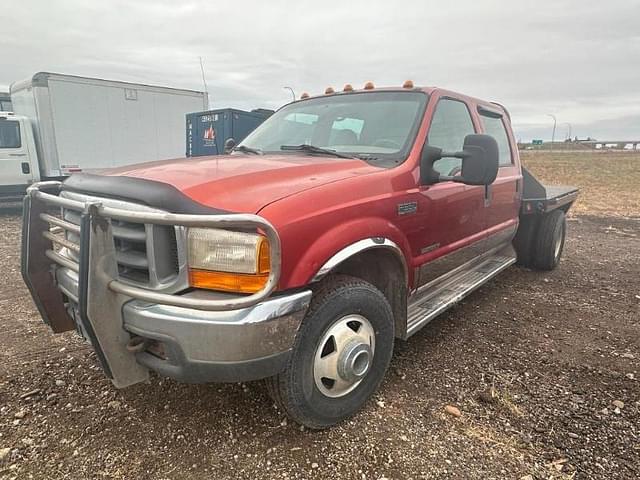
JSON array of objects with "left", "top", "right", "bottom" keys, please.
[{"left": 189, "top": 269, "right": 269, "bottom": 294}]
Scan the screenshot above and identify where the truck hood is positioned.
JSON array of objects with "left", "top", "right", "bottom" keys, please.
[{"left": 105, "top": 154, "right": 381, "bottom": 213}]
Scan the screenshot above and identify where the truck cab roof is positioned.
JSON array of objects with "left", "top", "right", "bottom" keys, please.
[{"left": 295, "top": 84, "right": 509, "bottom": 118}]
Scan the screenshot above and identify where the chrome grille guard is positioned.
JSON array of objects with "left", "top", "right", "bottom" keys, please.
[
  {"left": 24, "top": 181, "right": 281, "bottom": 310},
  {"left": 21, "top": 180, "right": 282, "bottom": 388}
]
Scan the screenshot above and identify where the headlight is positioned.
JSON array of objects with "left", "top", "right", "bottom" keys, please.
[{"left": 187, "top": 228, "right": 270, "bottom": 293}]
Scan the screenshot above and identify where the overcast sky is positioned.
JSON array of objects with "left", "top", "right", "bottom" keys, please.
[{"left": 2, "top": 0, "right": 639, "bottom": 141}]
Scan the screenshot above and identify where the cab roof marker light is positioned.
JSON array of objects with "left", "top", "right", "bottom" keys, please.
[
  {"left": 343, "top": 84, "right": 354, "bottom": 92},
  {"left": 363, "top": 81, "right": 375, "bottom": 90},
  {"left": 403, "top": 80, "right": 414, "bottom": 88},
  {"left": 300, "top": 92, "right": 310, "bottom": 99},
  {"left": 325, "top": 87, "right": 335, "bottom": 94}
]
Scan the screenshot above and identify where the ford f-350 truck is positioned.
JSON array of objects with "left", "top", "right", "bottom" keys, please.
[{"left": 22, "top": 82, "right": 578, "bottom": 428}]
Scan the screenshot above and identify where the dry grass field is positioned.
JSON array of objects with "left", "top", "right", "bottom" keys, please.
[{"left": 521, "top": 150, "right": 640, "bottom": 217}]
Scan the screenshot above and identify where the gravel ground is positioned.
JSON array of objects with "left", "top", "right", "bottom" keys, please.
[{"left": 0, "top": 207, "right": 638, "bottom": 480}]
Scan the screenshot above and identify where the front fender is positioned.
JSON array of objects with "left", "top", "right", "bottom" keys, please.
[{"left": 286, "top": 216, "right": 413, "bottom": 288}]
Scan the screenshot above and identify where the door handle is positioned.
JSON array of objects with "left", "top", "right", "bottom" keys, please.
[{"left": 9, "top": 153, "right": 26, "bottom": 157}]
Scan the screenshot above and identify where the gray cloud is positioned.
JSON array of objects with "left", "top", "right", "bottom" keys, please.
[{"left": 1, "top": 0, "right": 639, "bottom": 141}]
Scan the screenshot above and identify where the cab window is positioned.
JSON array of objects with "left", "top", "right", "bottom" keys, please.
[
  {"left": 427, "top": 99, "right": 475, "bottom": 176},
  {"left": 480, "top": 113, "right": 513, "bottom": 166},
  {"left": 0, "top": 120, "right": 21, "bottom": 149}
]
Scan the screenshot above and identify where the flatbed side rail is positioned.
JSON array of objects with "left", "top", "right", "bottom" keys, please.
[{"left": 24, "top": 181, "right": 282, "bottom": 312}]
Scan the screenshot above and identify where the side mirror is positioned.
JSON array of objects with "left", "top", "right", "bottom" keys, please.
[
  {"left": 420, "top": 134, "right": 499, "bottom": 186},
  {"left": 457, "top": 134, "right": 499, "bottom": 185},
  {"left": 224, "top": 137, "right": 236, "bottom": 154}
]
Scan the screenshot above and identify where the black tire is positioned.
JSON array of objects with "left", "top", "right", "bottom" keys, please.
[
  {"left": 532, "top": 210, "right": 566, "bottom": 270},
  {"left": 513, "top": 216, "right": 539, "bottom": 267},
  {"left": 267, "top": 275, "right": 394, "bottom": 429}
]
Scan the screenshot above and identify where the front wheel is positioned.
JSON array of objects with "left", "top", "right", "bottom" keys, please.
[{"left": 267, "top": 275, "right": 394, "bottom": 429}]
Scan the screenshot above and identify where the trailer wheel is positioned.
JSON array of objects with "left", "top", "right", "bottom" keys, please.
[
  {"left": 532, "top": 210, "right": 566, "bottom": 270},
  {"left": 266, "top": 275, "right": 394, "bottom": 429}
]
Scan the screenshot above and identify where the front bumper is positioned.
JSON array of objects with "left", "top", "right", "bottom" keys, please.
[
  {"left": 21, "top": 181, "right": 306, "bottom": 387},
  {"left": 123, "top": 290, "right": 310, "bottom": 383}
]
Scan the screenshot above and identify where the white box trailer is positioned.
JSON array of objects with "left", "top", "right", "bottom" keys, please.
[{"left": 1, "top": 72, "right": 207, "bottom": 199}]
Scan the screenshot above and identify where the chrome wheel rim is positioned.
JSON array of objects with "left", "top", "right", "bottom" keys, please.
[{"left": 313, "top": 314, "right": 375, "bottom": 398}]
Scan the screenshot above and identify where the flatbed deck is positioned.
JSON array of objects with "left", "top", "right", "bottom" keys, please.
[{"left": 521, "top": 167, "right": 579, "bottom": 215}]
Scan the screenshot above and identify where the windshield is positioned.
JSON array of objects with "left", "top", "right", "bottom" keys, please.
[{"left": 239, "top": 91, "right": 427, "bottom": 166}]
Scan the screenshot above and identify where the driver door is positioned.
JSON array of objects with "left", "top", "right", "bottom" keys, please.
[{"left": 412, "top": 97, "right": 487, "bottom": 288}]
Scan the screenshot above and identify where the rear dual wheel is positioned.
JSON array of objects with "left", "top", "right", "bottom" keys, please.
[
  {"left": 514, "top": 210, "right": 567, "bottom": 271},
  {"left": 533, "top": 210, "right": 566, "bottom": 270},
  {"left": 267, "top": 275, "right": 394, "bottom": 429}
]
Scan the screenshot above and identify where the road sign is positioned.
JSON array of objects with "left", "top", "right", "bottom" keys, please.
[{"left": 532, "top": 139, "right": 543, "bottom": 145}]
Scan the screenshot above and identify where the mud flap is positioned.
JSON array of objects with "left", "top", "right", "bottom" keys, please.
[{"left": 78, "top": 206, "right": 149, "bottom": 388}]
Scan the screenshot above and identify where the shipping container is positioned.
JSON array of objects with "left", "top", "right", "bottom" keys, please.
[{"left": 186, "top": 108, "right": 273, "bottom": 157}]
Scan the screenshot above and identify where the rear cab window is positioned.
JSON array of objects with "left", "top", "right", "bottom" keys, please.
[
  {"left": 0, "top": 120, "right": 21, "bottom": 149},
  {"left": 479, "top": 108, "right": 513, "bottom": 166},
  {"left": 281, "top": 113, "right": 318, "bottom": 145},
  {"left": 328, "top": 117, "right": 365, "bottom": 147}
]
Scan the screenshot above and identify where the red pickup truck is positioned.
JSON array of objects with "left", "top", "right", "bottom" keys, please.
[{"left": 22, "top": 82, "right": 578, "bottom": 428}]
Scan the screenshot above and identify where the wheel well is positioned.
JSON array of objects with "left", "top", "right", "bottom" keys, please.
[{"left": 328, "top": 248, "right": 407, "bottom": 338}]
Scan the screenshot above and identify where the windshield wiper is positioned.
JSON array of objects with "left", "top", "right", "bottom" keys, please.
[
  {"left": 280, "top": 144, "right": 353, "bottom": 159},
  {"left": 232, "top": 144, "right": 262, "bottom": 155}
]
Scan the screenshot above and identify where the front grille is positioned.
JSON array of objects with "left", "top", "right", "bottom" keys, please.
[{"left": 58, "top": 191, "right": 183, "bottom": 290}]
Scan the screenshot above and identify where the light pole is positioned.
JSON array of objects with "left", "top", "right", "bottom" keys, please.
[
  {"left": 547, "top": 114, "right": 557, "bottom": 152},
  {"left": 283, "top": 86, "right": 295, "bottom": 102},
  {"left": 563, "top": 122, "right": 572, "bottom": 141}
]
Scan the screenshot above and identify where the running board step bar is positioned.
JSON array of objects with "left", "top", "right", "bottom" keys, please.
[{"left": 406, "top": 246, "right": 517, "bottom": 338}]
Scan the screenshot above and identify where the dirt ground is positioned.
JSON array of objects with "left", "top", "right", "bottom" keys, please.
[{"left": 1, "top": 152, "right": 639, "bottom": 479}]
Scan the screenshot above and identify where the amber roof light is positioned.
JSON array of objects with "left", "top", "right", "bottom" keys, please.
[
  {"left": 325, "top": 86, "right": 335, "bottom": 94},
  {"left": 402, "top": 80, "right": 414, "bottom": 88},
  {"left": 343, "top": 84, "right": 354, "bottom": 92},
  {"left": 363, "top": 81, "right": 375, "bottom": 90},
  {"left": 300, "top": 92, "right": 309, "bottom": 99}
]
